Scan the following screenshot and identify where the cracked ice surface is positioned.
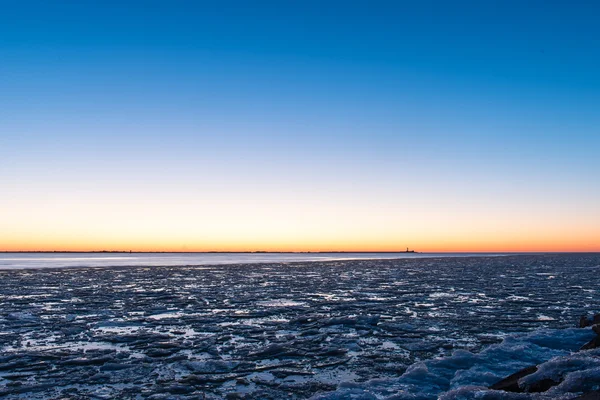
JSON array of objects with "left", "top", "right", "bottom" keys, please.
[{"left": 0, "top": 254, "right": 599, "bottom": 399}]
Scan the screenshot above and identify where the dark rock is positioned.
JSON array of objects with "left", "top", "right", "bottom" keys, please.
[
  {"left": 527, "top": 378, "right": 559, "bottom": 392},
  {"left": 592, "top": 324, "right": 600, "bottom": 335},
  {"left": 580, "top": 315, "right": 592, "bottom": 328},
  {"left": 580, "top": 336, "right": 600, "bottom": 350},
  {"left": 489, "top": 365, "right": 538, "bottom": 392}
]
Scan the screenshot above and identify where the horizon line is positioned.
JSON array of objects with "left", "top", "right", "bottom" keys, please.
[{"left": 2, "top": 250, "right": 599, "bottom": 254}]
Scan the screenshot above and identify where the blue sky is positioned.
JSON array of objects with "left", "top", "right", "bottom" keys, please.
[{"left": 1, "top": 1, "right": 599, "bottom": 251}]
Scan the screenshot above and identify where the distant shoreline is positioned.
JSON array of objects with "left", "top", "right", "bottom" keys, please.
[
  {"left": 2, "top": 250, "right": 425, "bottom": 254},
  {"left": 0, "top": 251, "right": 594, "bottom": 254},
  {"left": 0, "top": 252, "right": 594, "bottom": 271}
]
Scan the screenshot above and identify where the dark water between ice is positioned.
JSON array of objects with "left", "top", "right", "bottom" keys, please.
[{"left": 0, "top": 254, "right": 599, "bottom": 399}]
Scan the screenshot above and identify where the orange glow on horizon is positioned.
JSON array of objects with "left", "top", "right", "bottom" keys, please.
[
  {"left": 3, "top": 235, "right": 599, "bottom": 254},
  {"left": 2, "top": 181, "right": 598, "bottom": 254},
  {"left": 3, "top": 217, "right": 599, "bottom": 253}
]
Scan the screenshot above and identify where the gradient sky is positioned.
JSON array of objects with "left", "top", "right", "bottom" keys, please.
[{"left": 1, "top": 1, "right": 599, "bottom": 252}]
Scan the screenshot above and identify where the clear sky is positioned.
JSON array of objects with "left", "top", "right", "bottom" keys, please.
[{"left": 1, "top": 1, "right": 599, "bottom": 252}]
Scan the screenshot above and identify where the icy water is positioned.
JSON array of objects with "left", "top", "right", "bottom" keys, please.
[
  {"left": 0, "top": 252, "right": 507, "bottom": 269},
  {"left": 0, "top": 254, "right": 599, "bottom": 399}
]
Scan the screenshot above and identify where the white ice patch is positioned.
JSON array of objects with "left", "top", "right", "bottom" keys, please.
[
  {"left": 537, "top": 314, "right": 556, "bottom": 321},
  {"left": 147, "top": 311, "right": 185, "bottom": 320},
  {"left": 256, "top": 299, "right": 307, "bottom": 307}
]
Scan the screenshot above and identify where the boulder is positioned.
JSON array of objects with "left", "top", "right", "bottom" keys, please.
[
  {"left": 580, "top": 315, "right": 592, "bottom": 328},
  {"left": 579, "top": 314, "right": 600, "bottom": 328},
  {"left": 489, "top": 365, "right": 538, "bottom": 392},
  {"left": 527, "top": 378, "right": 559, "bottom": 392},
  {"left": 580, "top": 336, "right": 600, "bottom": 350}
]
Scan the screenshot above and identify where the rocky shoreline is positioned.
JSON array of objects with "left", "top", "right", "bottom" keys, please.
[{"left": 487, "top": 313, "right": 600, "bottom": 398}]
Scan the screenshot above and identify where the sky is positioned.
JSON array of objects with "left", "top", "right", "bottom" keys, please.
[{"left": 1, "top": 1, "right": 599, "bottom": 252}]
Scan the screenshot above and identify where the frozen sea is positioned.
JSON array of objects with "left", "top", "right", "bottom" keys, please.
[{"left": 0, "top": 253, "right": 599, "bottom": 399}]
